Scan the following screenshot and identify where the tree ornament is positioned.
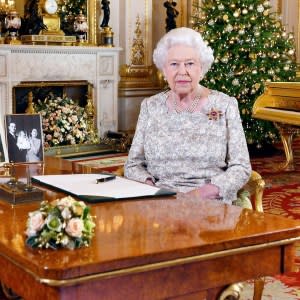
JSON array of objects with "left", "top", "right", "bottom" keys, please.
[
  {"left": 249, "top": 53, "right": 257, "bottom": 60},
  {"left": 257, "top": 5, "right": 264, "bottom": 13},
  {"left": 233, "top": 10, "right": 240, "bottom": 17},
  {"left": 232, "top": 79, "right": 239, "bottom": 86},
  {"left": 225, "top": 24, "right": 233, "bottom": 32},
  {"left": 221, "top": 56, "right": 228, "bottom": 63},
  {"left": 223, "top": 15, "right": 229, "bottom": 21}
]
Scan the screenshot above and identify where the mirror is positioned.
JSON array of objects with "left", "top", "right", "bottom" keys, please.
[{"left": 14, "top": 0, "right": 97, "bottom": 45}]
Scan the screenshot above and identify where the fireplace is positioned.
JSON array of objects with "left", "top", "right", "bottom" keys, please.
[
  {"left": 12, "top": 80, "right": 91, "bottom": 114},
  {"left": 0, "top": 44, "right": 122, "bottom": 138}
]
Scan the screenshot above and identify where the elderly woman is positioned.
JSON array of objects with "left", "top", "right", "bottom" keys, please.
[{"left": 124, "top": 27, "right": 251, "bottom": 205}]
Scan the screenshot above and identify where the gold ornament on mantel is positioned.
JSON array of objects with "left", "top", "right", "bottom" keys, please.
[
  {"left": 119, "top": 14, "right": 159, "bottom": 89},
  {"left": 25, "top": 91, "right": 36, "bottom": 114},
  {"left": 4, "top": 6, "right": 22, "bottom": 44},
  {"left": 84, "top": 85, "right": 99, "bottom": 144},
  {"left": 131, "top": 15, "right": 145, "bottom": 66}
]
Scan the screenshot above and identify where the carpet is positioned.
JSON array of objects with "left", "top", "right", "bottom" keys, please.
[
  {"left": 239, "top": 182, "right": 300, "bottom": 299},
  {"left": 240, "top": 141, "right": 300, "bottom": 299}
]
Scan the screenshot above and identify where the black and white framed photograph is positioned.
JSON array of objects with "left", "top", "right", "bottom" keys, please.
[
  {"left": 5, "top": 114, "right": 44, "bottom": 164},
  {"left": 0, "top": 119, "right": 8, "bottom": 166}
]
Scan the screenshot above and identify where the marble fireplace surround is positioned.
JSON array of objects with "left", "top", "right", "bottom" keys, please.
[{"left": 0, "top": 44, "right": 122, "bottom": 137}]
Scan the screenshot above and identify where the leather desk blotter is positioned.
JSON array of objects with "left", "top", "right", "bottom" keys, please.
[{"left": 0, "top": 182, "right": 44, "bottom": 205}]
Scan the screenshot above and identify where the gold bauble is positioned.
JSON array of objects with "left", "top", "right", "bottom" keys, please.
[
  {"left": 263, "top": 10, "right": 269, "bottom": 16},
  {"left": 254, "top": 83, "right": 261, "bottom": 89},
  {"left": 223, "top": 14, "right": 229, "bottom": 21}
]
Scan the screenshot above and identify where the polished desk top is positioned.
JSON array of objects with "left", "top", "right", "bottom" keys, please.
[{"left": 0, "top": 157, "right": 300, "bottom": 288}]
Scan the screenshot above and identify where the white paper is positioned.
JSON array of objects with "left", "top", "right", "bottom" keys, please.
[{"left": 32, "top": 174, "right": 167, "bottom": 199}]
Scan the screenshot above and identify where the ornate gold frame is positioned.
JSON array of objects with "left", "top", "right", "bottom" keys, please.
[{"left": 16, "top": 0, "right": 98, "bottom": 45}]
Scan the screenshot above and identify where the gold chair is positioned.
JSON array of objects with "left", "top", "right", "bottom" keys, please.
[{"left": 219, "top": 170, "right": 266, "bottom": 300}]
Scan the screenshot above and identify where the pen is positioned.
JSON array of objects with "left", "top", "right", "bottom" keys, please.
[{"left": 96, "top": 176, "right": 116, "bottom": 183}]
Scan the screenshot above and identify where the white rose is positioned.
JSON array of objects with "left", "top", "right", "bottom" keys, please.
[{"left": 61, "top": 207, "right": 72, "bottom": 219}]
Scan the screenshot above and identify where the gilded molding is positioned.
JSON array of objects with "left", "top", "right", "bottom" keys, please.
[
  {"left": 277, "top": 0, "right": 282, "bottom": 14},
  {"left": 130, "top": 16, "right": 145, "bottom": 65},
  {"left": 88, "top": 0, "right": 97, "bottom": 45},
  {"left": 145, "top": 0, "right": 149, "bottom": 65}
]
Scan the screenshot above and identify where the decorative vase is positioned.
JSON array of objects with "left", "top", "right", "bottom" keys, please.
[
  {"left": 4, "top": 7, "right": 21, "bottom": 44},
  {"left": 73, "top": 11, "right": 88, "bottom": 45}
]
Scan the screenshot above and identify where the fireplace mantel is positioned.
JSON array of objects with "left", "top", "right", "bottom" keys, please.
[{"left": 0, "top": 44, "right": 122, "bottom": 137}]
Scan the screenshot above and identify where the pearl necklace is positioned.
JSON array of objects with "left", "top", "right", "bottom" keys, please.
[{"left": 173, "top": 95, "right": 201, "bottom": 113}]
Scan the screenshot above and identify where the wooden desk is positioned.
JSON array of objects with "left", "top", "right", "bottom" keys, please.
[{"left": 0, "top": 159, "right": 300, "bottom": 300}]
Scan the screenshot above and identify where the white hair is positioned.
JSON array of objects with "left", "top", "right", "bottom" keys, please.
[{"left": 153, "top": 27, "right": 214, "bottom": 77}]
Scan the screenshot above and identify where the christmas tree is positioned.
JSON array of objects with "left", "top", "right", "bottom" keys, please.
[
  {"left": 191, "top": 0, "right": 297, "bottom": 148},
  {"left": 58, "top": 0, "right": 87, "bottom": 35}
]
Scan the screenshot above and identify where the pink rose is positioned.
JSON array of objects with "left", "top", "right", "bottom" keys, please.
[
  {"left": 26, "top": 211, "right": 45, "bottom": 237},
  {"left": 66, "top": 218, "right": 84, "bottom": 238}
]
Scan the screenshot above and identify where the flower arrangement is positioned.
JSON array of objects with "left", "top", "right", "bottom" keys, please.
[
  {"left": 35, "top": 94, "right": 90, "bottom": 147},
  {"left": 25, "top": 196, "right": 96, "bottom": 250}
]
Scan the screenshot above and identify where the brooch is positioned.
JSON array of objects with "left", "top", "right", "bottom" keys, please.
[{"left": 206, "top": 107, "right": 223, "bottom": 121}]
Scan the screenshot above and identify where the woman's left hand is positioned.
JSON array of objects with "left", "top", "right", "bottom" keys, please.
[{"left": 188, "top": 184, "right": 220, "bottom": 200}]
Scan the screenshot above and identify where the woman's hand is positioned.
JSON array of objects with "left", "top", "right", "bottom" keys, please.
[{"left": 188, "top": 184, "right": 220, "bottom": 200}]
